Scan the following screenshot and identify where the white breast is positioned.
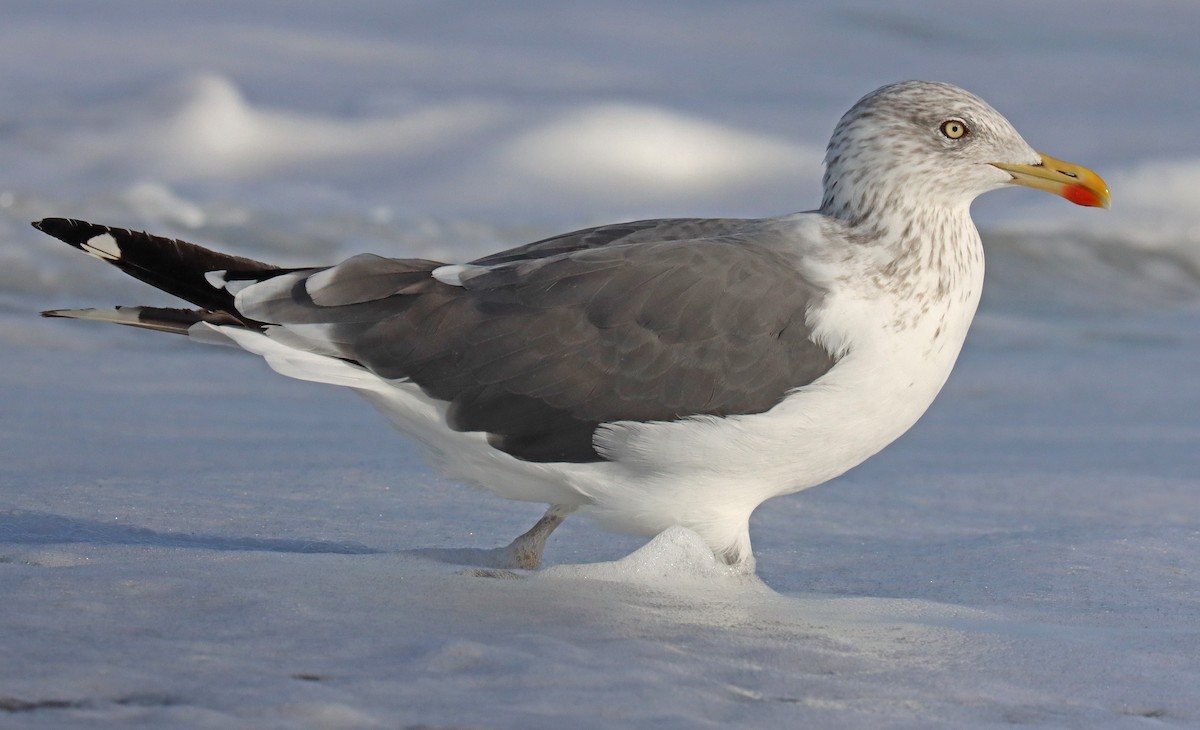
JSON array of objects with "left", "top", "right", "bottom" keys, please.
[{"left": 574, "top": 217, "right": 986, "bottom": 559}]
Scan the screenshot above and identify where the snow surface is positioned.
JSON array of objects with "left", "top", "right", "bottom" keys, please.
[{"left": 2, "top": 1, "right": 1199, "bottom": 727}]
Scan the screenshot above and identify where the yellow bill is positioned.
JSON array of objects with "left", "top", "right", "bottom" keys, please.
[{"left": 992, "top": 152, "right": 1110, "bottom": 208}]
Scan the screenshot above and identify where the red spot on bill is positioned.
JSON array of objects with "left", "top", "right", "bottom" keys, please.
[{"left": 1063, "top": 184, "right": 1104, "bottom": 208}]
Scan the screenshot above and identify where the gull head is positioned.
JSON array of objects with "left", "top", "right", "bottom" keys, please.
[{"left": 820, "top": 80, "right": 1109, "bottom": 225}]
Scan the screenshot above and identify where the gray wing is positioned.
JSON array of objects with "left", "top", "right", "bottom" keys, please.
[
  {"left": 236, "top": 224, "right": 835, "bottom": 463},
  {"left": 469, "top": 217, "right": 749, "bottom": 265}
]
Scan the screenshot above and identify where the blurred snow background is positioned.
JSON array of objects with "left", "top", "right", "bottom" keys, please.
[{"left": 1, "top": 1, "right": 1198, "bottom": 727}]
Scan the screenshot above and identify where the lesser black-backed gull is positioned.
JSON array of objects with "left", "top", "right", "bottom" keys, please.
[{"left": 35, "top": 81, "right": 1109, "bottom": 570}]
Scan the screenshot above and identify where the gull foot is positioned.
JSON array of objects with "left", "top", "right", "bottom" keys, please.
[{"left": 499, "top": 504, "right": 576, "bottom": 570}]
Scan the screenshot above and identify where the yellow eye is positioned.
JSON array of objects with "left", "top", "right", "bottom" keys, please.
[{"left": 940, "top": 120, "right": 968, "bottom": 139}]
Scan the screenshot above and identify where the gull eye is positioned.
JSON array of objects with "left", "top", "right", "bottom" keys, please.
[{"left": 940, "top": 119, "right": 968, "bottom": 140}]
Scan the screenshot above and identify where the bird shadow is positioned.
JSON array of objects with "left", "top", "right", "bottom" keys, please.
[
  {"left": 403, "top": 545, "right": 519, "bottom": 569},
  {"left": 0, "top": 509, "right": 381, "bottom": 555}
]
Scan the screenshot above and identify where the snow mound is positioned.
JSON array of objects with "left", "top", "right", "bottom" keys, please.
[
  {"left": 149, "top": 74, "right": 509, "bottom": 178},
  {"left": 61, "top": 73, "right": 509, "bottom": 181},
  {"left": 1104, "top": 158, "right": 1200, "bottom": 253},
  {"left": 500, "top": 103, "right": 822, "bottom": 195},
  {"left": 995, "top": 158, "right": 1200, "bottom": 286},
  {"left": 541, "top": 526, "right": 756, "bottom": 585},
  {"left": 121, "top": 181, "right": 209, "bottom": 229}
]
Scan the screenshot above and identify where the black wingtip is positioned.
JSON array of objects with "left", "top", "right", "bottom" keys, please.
[
  {"left": 31, "top": 217, "right": 96, "bottom": 247},
  {"left": 31, "top": 217, "right": 64, "bottom": 234},
  {"left": 32, "top": 218, "right": 279, "bottom": 324}
]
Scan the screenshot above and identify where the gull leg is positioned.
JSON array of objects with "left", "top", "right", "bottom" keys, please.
[
  {"left": 503, "top": 504, "right": 576, "bottom": 570},
  {"left": 717, "top": 529, "right": 758, "bottom": 575}
]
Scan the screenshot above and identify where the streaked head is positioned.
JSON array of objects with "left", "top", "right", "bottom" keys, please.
[{"left": 820, "top": 80, "right": 1109, "bottom": 222}]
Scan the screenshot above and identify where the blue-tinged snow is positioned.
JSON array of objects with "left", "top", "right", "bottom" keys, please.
[{"left": 1, "top": 2, "right": 1198, "bottom": 728}]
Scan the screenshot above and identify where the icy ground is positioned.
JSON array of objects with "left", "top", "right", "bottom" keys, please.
[
  {"left": 3, "top": 305, "right": 1199, "bottom": 728},
  {"left": 2, "top": 1, "right": 1199, "bottom": 728}
]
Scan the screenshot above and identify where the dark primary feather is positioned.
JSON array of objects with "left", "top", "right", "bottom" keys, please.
[
  {"left": 32, "top": 218, "right": 278, "bottom": 327},
  {"left": 41, "top": 306, "right": 244, "bottom": 335},
  {"left": 36, "top": 217, "right": 837, "bottom": 463}
]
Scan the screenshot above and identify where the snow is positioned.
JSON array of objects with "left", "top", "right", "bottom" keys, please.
[
  {"left": 497, "top": 103, "right": 822, "bottom": 196},
  {"left": 2, "top": 1, "right": 1199, "bottom": 727}
]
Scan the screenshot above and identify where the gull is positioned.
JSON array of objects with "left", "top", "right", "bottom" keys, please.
[{"left": 35, "top": 81, "right": 1109, "bottom": 571}]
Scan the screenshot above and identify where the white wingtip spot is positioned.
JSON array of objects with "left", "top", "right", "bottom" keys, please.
[
  {"left": 205, "top": 268, "right": 255, "bottom": 295},
  {"left": 431, "top": 265, "right": 470, "bottom": 287},
  {"left": 82, "top": 233, "right": 121, "bottom": 261}
]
